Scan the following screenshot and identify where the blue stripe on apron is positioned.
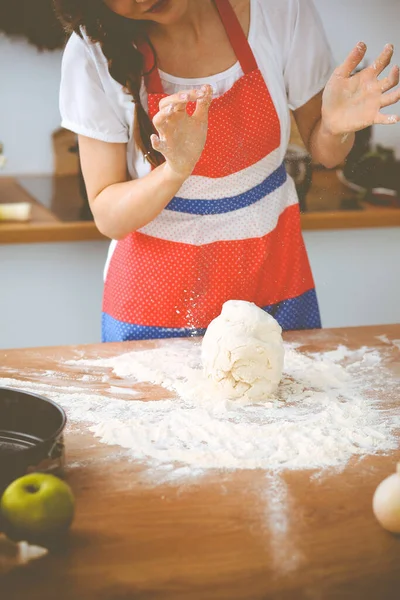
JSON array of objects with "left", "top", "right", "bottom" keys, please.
[
  {"left": 165, "top": 163, "right": 287, "bottom": 215},
  {"left": 102, "top": 289, "right": 321, "bottom": 342}
]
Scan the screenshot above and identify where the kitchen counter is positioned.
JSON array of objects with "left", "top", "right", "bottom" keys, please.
[
  {"left": 0, "top": 177, "right": 105, "bottom": 244},
  {"left": 1, "top": 171, "right": 400, "bottom": 245},
  {"left": 304, "top": 169, "right": 400, "bottom": 231},
  {"left": 1, "top": 325, "right": 400, "bottom": 600}
]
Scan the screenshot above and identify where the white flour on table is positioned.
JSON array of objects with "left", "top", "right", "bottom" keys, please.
[
  {"left": 2, "top": 339, "right": 398, "bottom": 577},
  {"left": 1, "top": 340, "right": 398, "bottom": 477}
]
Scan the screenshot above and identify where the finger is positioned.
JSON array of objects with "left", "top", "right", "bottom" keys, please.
[
  {"left": 193, "top": 85, "right": 213, "bottom": 120},
  {"left": 153, "top": 102, "right": 187, "bottom": 136},
  {"left": 159, "top": 89, "right": 207, "bottom": 110},
  {"left": 163, "top": 101, "right": 189, "bottom": 115},
  {"left": 380, "top": 65, "right": 400, "bottom": 93},
  {"left": 152, "top": 110, "right": 169, "bottom": 133},
  {"left": 152, "top": 112, "right": 175, "bottom": 140},
  {"left": 381, "top": 87, "right": 400, "bottom": 108},
  {"left": 374, "top": 113, "right": 400, "bottom": 126},
  {"left": 370, "top": 44, "right": 394, "bottom": 76},
  {"left": 193, "top": 96, "right": 212, "bottom": 121},
  {"left": 335, "top": 42, "right": 367, "bottom": 78},
  {"left": 158, "top": 91, "right": 208, "bottom": 120},
  {"left": 150, "top": 134, "right": 167, "bottom": 154}
]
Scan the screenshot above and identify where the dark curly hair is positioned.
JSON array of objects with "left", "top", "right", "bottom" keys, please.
[{"left": 53, "top": 0, "right": 163, "bottom": 167}]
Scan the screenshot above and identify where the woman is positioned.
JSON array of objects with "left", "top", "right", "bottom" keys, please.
[{"left": 56, "top": 0, "right": 400, "bottom": 342}]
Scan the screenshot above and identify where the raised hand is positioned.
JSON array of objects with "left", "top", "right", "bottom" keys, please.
[
  {"left": 322, "top": 43, "right": 400, "bottom": 136},
  {"left": 151, "top": 85, "right": 213, "bottom": 179}
]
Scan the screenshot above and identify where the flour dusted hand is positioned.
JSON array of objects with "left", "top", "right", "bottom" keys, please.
[
  {"left": 322, "top": 43, "right": 400, "bottom": 135},
  {"left": 201, "top": 301, "right": 284, "bottom": 401},
  {"left": 151, "top": 85, "right": 213, "bottom": 179}
]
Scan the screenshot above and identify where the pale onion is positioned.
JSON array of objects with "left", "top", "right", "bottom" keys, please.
[{"left": 373, "top": 463, "right": 400, "bottom": 533}]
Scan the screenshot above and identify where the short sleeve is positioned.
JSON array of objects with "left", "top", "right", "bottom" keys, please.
[
  {"left": 60, "top": 32, "right": 129, "bottom": 143},
  {"left": 284, "top": 0, "right": 335, "bottom": 110}
]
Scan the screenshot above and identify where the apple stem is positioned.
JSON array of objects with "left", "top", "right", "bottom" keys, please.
[{"left": 25, "top": 485, "right": 39, "bottom": 494}]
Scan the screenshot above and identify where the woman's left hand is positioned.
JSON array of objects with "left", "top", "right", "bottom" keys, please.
[{"left": 321, "top": 43, "right": 400, "bottom": 136}]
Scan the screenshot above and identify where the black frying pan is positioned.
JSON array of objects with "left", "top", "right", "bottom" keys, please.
[{"left": 0, "top": 387, "right": 66, "bottom": 494}]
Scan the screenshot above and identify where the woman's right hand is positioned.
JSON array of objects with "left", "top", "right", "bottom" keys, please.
[
  {"left": 151, "top": 85, "right": 213, "bottom": 180},
  {"left": 78, "top": 86, "right": 212, "bottom": 239}
]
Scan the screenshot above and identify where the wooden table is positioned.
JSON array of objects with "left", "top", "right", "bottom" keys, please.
[{"left": 1, "top": 325, "right": 400, "bottom": 599}]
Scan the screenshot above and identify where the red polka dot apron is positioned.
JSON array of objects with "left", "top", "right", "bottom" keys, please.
[{"left": 102, "top": 0, "right": 321, "bottom": 342}]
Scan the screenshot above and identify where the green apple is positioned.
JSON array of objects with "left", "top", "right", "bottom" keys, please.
[{"left": 0, "top": 473, "right": 75, "bottom": 538}]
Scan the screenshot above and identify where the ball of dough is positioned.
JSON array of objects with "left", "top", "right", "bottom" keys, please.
[
  {"left": 201, "top": 300, "right": 284, "bottom": 401},
  {"left": 373, "top": 469, "right": 400, "bottom": 533}
]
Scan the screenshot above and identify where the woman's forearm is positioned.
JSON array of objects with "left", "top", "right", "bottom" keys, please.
[
  {"left": 92, "top": 162, "right": 186, "bottom": 240},
  {"left": 79, "top": 88, "right": 212, "bottom": 240},
  {"left": 309, "top": 118, "right": 355, "bottom": 169}
]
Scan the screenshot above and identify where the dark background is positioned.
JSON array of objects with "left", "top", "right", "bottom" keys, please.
[{"left": 0, "top": 0, "right": 65, "bottom": 50}]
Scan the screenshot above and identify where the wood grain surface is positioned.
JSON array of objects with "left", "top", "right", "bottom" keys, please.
[{"left": 1, "top": 325, "right": 400, "bottom": 600}]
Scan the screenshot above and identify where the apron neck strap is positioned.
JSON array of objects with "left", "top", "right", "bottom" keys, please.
[
  {"left": 138, "top": 0, "right": 257, "bottom": 94},
  {"left": 137, "top": 38, "right": 164, "bottom": 95},
  {"left": 214, "top": 0, "right": 257, "bottom": 74}
]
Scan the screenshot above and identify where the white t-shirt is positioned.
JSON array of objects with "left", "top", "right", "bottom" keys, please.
[{"left": 60, "top": 0, "right": 334, "bottom": 183}]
